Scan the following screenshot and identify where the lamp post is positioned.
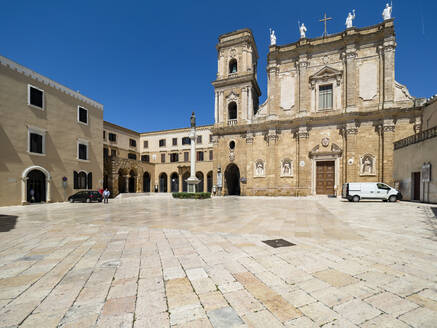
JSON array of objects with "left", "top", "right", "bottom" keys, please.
[{"left": 186, "top": 112, "right": 200, "bottom": 193}]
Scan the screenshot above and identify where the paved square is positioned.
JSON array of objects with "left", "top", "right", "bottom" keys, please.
[{"left": 0, "top": 195, "right": 436, "bottom": 327}]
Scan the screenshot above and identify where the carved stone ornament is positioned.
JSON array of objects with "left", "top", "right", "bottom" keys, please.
[
  {"left": 245, "top": 132, "right": 254, "bottom": 144},
  {"left": 230, "top": 48, "right": 237, "bottom": 58},
  {"left": 360, "top": 154, "right": 376, "bottom": 176},
  {"left": 280, "top": 159, "right": 293, "bottom": 177},
  {"left": 309, "top": 66, "right": 342, "bottom": 88},
  {"left": 383, "top": 125, "right": 395, "bottom": 133},
  {"left": 254, "top": 160, "right": 265, "bottom": 177},
  {"left": 226, "top": 91, "right": 239, "bottom": 103},
  {"left": 321, "top": 137, "right": 330, "bottom": 147},
  {"left": 229, "top": 151, "right": 235, "bottom": 162}
]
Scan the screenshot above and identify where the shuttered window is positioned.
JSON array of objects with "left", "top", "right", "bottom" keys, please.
[{"left": 319, "top": 84, "right": 333, "bottom": 110}]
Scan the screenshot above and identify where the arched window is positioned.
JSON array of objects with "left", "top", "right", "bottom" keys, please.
[
  {"left": 228, "top": 102, "right": 237, "bottom": 120},
  {"left": 229, "top": 59, "right": 237, "bottom": 73}
]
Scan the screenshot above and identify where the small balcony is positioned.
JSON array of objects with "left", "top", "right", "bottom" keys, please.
[{"left": 228, "top": 119, "right": 237, "bottom": 126}]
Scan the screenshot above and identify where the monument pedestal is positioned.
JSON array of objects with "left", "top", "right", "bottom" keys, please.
[{"left": 186, "top": 177, "right": 200, "bottom": 193}]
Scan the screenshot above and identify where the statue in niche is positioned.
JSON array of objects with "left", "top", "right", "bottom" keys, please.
[
  {"left": 299, "top": 23, "right": 307, "bottom": 39},
  {"left": 255, "top": 160, "right": 264, "bottom": 177},
  {"left": 281, "top": 159, "right": 292, "bottom": 176},
  {"left": 345, "top": 9, "right": 356, "bottom": 29},
  {"left": 360, "top": 154, "right": 375, "bottom": 175},
  {"left": 270, "top": 29, "right": 276, "bottom": 46},
  {"left": 382, "top": 3, "right": 392, "bottom": 21}
]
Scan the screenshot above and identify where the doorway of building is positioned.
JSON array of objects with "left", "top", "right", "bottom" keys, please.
[
  {"left": 143, "top": 172, "right": 151, "bottom": 192},
  {"left": 159, "top": 173, "right": 168, "bottom": 192},
  {"left": 27, "top": 169, "right": 46, "bottom": 203},
  {"left": 196, "top": 172, "right": 204, "bottom": 192},
  {"left": 207, "top": 171, "right": 213, "bottom": 192},
  {"left": 225, "top": 164, "right": 240, "bottom": 195},
  {"left": 316, "top": 161, "right": 335, "bottom": 195},
  {"left": 412, "top": 171, "right": 421, "bottom": 201},
  {"left": 182, "top": 172, "right": 189, "bottom": 192},
  {"left": 170, "top": 173, "right": 179, "bottom": 192}
]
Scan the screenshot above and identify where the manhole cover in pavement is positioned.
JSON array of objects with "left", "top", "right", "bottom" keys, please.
[{"left": 262, "top": 239, "right": 296, "bottom": 248}]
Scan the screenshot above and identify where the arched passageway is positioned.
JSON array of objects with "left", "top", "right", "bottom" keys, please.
[
  {"left": 27, "top": 169, "right": 46, "bottom": 203},
  {"left": 207, "top": 171, "right": 213, "bottom": 192},
  {"left": 182, "top": 172, "right": 190, "bottom": 192},
  {"left": 225, "top": 164, "right": 240, "bottom": 195},
  {"left": 128, "top": 170, "right": 136, "bottom": 193},
  {"left": 159, "top": 173, "right": 168, "bottom": 192},
  {"left": 196, "top": 172, "right": 204, "bottom": 192},
  {"left": 170, "top": 172, "right": 179, "bottom": 192},
  {"left": 118, "top": 169, "right": 126, "bottom": 193},
  {"left": 143, "top": 172, "right": 151, "bottom": 192}
]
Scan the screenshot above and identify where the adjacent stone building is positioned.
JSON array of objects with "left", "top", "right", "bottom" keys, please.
[
  {"left": 0, "top": 55, "right": 104, "bottom": 206},
  {"left": 211, "top": 20, "right": 423, "bottom": 196}
]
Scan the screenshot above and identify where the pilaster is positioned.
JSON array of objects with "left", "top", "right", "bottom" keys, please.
[
  {"left": 298, "top": 55, "right": 309, "bottom": 113},
  {"left": 383, "top": 37, "right": 396, "bottom": 108},
  {"left": 344, "top": 46, "right": 357, "bottom": 112},
  {"left": 345, "top": 122, "right": 359, "bottom": 182},
  {"left": 382, "top": 119, "right": 395, "bottom": 185},
  {"left": 295, "top": 127, "right": 310, "bottom": 195}
]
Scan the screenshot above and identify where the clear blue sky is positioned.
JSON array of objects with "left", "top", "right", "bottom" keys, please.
[{"left": 1, "top": 0, "right": 435, "bottom": 132}]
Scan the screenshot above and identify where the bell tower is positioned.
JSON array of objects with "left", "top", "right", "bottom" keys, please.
[{"left": 212, "top": 29, "right": 261, "bottom": 127}]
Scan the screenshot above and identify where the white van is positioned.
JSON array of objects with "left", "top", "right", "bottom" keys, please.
[{"left": 342, "top": 182, "right": 402, "bottom": 202}]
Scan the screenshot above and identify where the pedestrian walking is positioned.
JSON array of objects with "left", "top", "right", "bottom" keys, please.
[{"left": 103, "top": 188, "right": 110, "bottom": 203}]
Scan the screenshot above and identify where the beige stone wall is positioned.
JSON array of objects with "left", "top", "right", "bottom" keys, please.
[
  {"left": 423, "top": 99, "right": 437, "bottom": 130},
  {"left": 0, "top": 58, "right": 103, "bottom": 206},
  {"left": 103, "top": 121, "right": 139, "bottom": 159}
]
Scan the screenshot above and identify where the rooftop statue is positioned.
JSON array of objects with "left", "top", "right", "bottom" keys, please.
[
  {"left": 190, "top": 112, "right": 196, "bottom": 128},
  {"left": 345, "top": 9, "right": 356, "bottom": 29},
  {"left": 270, "top": 29, "right": 276, "bottom": 46},
  {"left": 382, "top": 3, "right": 392, "bottom": 20},
  {"left": 299, "top": 23, "right": 307, "bottom": 39}
]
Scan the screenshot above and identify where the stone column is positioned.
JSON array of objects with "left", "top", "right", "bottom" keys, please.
[
  {"left": 46, "top": 177, "right": 51, "bottom": 202},
  {"left": 383, "top": 38, "right": 396, "bottom": 108},
  {"left": 218, "top": 91, "right": 224, "bottom": 124},
  {"left": 298, "top": 55, "right": 309, "bottom": 113},
  {"left": 186, "top": 127, "right": 200, "bottom": 192},
  {"left": 382, "top": 120, "right": 395, "bottom": 185},
  {"left": 296, "top": 127, "right": 310, "bottom": 195},
  {"left": 345, "top": 123, "right": 359, "bottom": 183},
  {"left": 248, "top": 87, "right": 253, "bottom": 121},
  {"left": 345, "top": 47, "right": 357, "bottom": 112},
  {"left": 241, "top": 87, "right": 247, "bottom": 121},
  {"left": 267, "top": 129, "right": 278, "bottom": 194},
  {"left": 214, "top": 92, "right": 218, "bottom": 123},
  {"left": 21, "top": 177, "right": 28, "bottom": 204}
]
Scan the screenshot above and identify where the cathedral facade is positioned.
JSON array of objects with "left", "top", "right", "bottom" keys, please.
[{"left": 211, "top": 20, "right": 423, "bottom": 196}]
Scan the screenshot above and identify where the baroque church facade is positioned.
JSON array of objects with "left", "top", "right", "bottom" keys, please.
[{"left": 211, "top": 19, "right": 423, "bottom": 196}]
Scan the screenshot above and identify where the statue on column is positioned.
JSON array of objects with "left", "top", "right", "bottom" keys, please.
[
  {"left": 299, "top": 23, "right": 307, "bottom": 39},
  {"left": 270, "top": 29, "right": 276, "bottom": 46},
  {"left": 382, "top": 3, "right": 392, "bottom": 21},
  {"left": 345, "top": 9, "right": 355, "bottom": 29},
  {"left": 190, "top": 111, "right": 196, "bottom": 128}
]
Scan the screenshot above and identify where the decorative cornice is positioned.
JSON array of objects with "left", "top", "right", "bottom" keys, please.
[{"left": 0, "top": 55, "right": 103, "bottom": 111}]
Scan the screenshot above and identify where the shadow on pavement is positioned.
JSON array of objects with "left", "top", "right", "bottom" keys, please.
[{"left": 0, "top": 215, "right": 18, "bottom": 232}]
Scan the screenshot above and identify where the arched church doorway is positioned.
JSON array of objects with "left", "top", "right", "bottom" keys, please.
[
  {"left": 225, "top": 164, "right": 240, "bottom": 195},
  {"left": 27, "top": 169, "right": 46, "bottom": 203},
  {"left": 128, "top": 170, "right": 136, "bottom": 193},
  {"left": 182, "top": 172, "right": 190, "bottom": 192},
  {"left": 207, "top": 171, "right": 213, "bottom": 192},
  {"left": 195, "top": 172, "right": 204, "bottom": 192},
  {"left": 143, "top": 172, "right": 151, "bottom": 192},
  {"left": 170, "top": 172, "right": 179, "bottom": 192},
  {"left": 159, "top": 173, "right": 167, "bottom": 192}
]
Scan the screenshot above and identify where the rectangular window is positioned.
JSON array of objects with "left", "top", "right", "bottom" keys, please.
[
  {"left": 141, "top": 155, "right": 150, "bottom": 162},
  {"left": 103, "top": 148, "right": 108, "bottom": 158},
  {"left": 197, "top": 136, "right": 202, "bottom": 144},
  {"left": 28, "top": 85, "right": 44, "bottom": 109},
  {"left": 170, "top": 153, "right": 179, "bottom": 162},
  {"left": 197, "top": 151, "right": 204, "bottom": 161},
  {"left": 184, "top": 152, "right": 189, "bottom": 162},
  {"left": 143, "top": 140, "right": 148, "bottom": 148},
  {"left": 29, "top": 133, "right": 43, "bottom": 154},
  {"left": 159, "top": 139, "right": 166, "bottom": 147},
  {"left": 172, "top": 138, "right": 177, "bottom": 146},
  {"left": 103, "top": 131, "right": 106, "bottom": 140},
  {"left": 161, "top": 153, "right": 166, "bottom": 163},
  {"left": 111, "top": 149, "right": 116, "bottom": 158},
  {"left": 209, "top": 135, "right": 213, "bottom": 143},
  {"left": 182, "top": 137, "right": 191, "bottom": 145},
  {"left": 78, "top": 107, "right": 88, "bottom": 124},
  {"left": 129, "top": 139, "right": 137, "bottom": 147},
  {"left": 319, "top": 84, "right": 333, "bottom": 110},
  {"left": 78, "top": 143, "right": 88, "bottom": 160},
  {"left": 108, "top": 133, "right": 117, "bottom": 142},
  {"left": 209, "top": 150, "right": 213, "bottom": 161},
  {"left": 128, "top": 153, "right": 137, "bottom": 160}
]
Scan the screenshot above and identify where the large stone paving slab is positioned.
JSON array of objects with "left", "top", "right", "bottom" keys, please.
[{"left": 0, "top": 196, "right": 436, "bottom": 327}]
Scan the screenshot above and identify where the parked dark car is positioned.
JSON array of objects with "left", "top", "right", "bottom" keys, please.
[{"left": 68, "top": 191, "right": 103, "bottom": 203}]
